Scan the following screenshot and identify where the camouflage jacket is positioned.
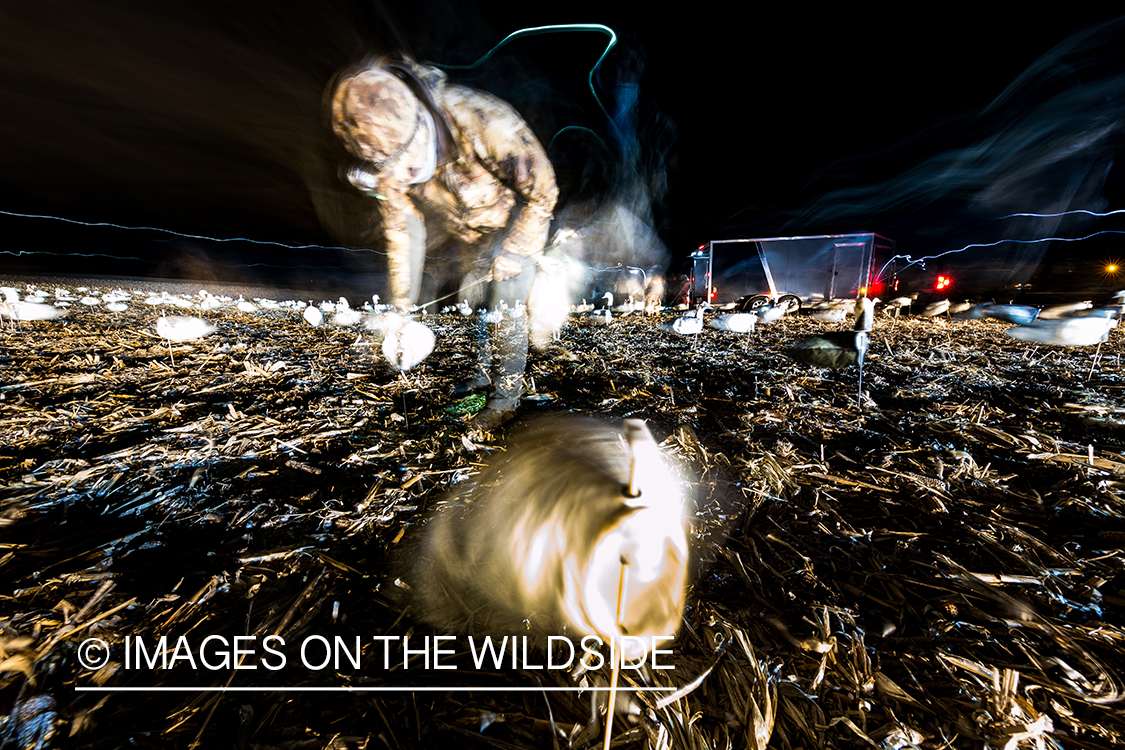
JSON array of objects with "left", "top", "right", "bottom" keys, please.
[{"left": 376, "top": 67, "right": 558, "bottom": 305}]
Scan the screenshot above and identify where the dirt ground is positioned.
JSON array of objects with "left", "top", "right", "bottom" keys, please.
[{"left": 2, "top": 278, "right": 1124, "bottom": 749}]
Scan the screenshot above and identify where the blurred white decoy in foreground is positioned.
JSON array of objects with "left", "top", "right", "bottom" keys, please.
[
  {"left": 412, "top": 415, "right": 691, "bottom": 662},
  {"left": 381, "top": 313, "right": 435, "bottom": 371}
]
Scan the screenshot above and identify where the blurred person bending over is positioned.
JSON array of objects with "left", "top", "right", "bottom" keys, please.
[{"left": 330, "top": 58, "right": 558, "bottom": 429}]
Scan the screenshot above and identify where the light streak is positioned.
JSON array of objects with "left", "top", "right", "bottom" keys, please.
[
  {"left": 875, "top": 230, "right": 1125, "bottom": 281},
  {"left": 0, "top": 209, "right": 381, "bottom": 255},
  {"left": 430, "top": 23, "right": 618, "bottom": 120},
  {"left": 996, "top": 209, "right": 1125, "bottom": 219},
  {"left": 1, "top": 248, "right": 150, "bottom": 264},
  {"left": 548, "top": 124, "right": 610, "bottom": 153}
]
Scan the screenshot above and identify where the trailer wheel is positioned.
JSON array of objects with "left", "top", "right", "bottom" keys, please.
[
  {"left": 738, "top": 295, "right": 770, "bottom": 312},
  {"left": 777, "top": 294, "right": 801, "bottom": 313}
]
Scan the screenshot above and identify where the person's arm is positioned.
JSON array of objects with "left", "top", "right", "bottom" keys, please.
[
  {"left": 449, "top": 88, "right": 558, "bottom": 279},
  {"left": 378, "top": 186, "right": 427, "bottom": 308}
]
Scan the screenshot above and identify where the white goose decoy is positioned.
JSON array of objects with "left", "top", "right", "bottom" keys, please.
[
  {"left": 920, "top": 299, "right": 951, "bottom": 317},
  {"left": 854, "top": 296, "right": 875, "bottom": 332},
  {"left": 756, "top": 302, "right": 788, "bottom": 326},
  {"left": 881, "top": 295, "right": 917, "bottom": 317},
  {"left": 156, "top": 315, "right": 216, "bottom": 367},
  {"left": 786, "top": 296, "right": 874, "bottom": 406},
  {"left": 1, "top": 287, "right": 66, "bottom": 323},
  {"left": 1038, "top": 301, "right": 1093, "bottom": 320},
  {"left": 199, "top": 291, "right": 223, "bottom": 311},
  {"left": 661, "top": 304, "right": 707, "bottom": 335},
  {"left": 587, "top": 292, "right": 614, "bottom": 325},
  {"left": 412, "top": 416, "right": 691, "bottom": 663},
  {"left": 1005, "top": 316, "right": 1116, "bottom": 346},
  {"left": 169, "top": 295, "right": 194, "bottom": 310},
  {"left": 303, "top": 302, "right": 324, "bottom": 327},
  {"left": 571, "top": 299, "right": 594, "bottom": 314},
  {"left": 363, "top": 294, "right": 386, "bottom": 312},
  {"left": 710, "top": 311, "right": 757, "bottom": 333},
  {"left": 156, "top": 315, "right": 217, "bottom": 342},
  {"left": 1073, "top": 302, "right": 1125, "bottom": 320},
  {"left": 381, "top": 313, "right": 436, "bottom": 371},
  {"left": 612, "top": 295, "right": 638, "bottom": 317},
  {"left": 962, "top": 303, "right": 1039, "bottom": 325},
  {"left": 332, "top": 297, "right": 363, "bottom": 327},
  {"left": 481, "top": 305, "right": 505, "bottom": 324},
  {"left": 528, "top": 264, "right": 570, "bottom": 350},
  {"left": 809, "top": 305, "right": 848, "bottom": 323}
]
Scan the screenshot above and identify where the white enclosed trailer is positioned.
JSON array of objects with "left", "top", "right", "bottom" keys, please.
[{"left": 689, "top": 232, "right": 896, "bottom": 310}]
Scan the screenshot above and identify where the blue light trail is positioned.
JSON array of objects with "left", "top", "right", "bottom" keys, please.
[
  {"left": 875, "top": 230, "right": 1125, "bottom": 280},
  {"left": 0, "top": 209, "right": 383, "bottom": 256}
]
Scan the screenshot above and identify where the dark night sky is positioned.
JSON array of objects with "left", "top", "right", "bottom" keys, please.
[{"left": 1, "top": 2, "right": 1123, "bottom": 294}]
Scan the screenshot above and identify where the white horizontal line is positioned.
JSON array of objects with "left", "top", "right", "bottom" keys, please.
[{"left": 75, "top": 686, "right": 678, "bottom": 693}]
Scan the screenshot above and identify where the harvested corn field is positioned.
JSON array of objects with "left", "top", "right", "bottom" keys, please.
[{"left": 2, "top": 278, "right": 1125, "bottom": 749}]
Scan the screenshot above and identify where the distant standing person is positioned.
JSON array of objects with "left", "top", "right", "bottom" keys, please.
[{"left": 330, "top": 57, "right": 558, "bottom": 429}]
